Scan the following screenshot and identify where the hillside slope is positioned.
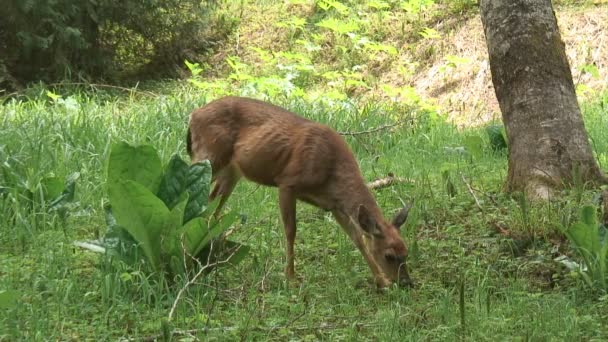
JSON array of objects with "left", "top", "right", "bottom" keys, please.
[{"left": 206, "top": 2, "right": 607, "bottom": 126}]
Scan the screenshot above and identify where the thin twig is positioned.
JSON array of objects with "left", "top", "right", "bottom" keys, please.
[
  {"left": 168, "top": 239, "right": 242, "bottom": 322},
  {"left": 338, "top": 118, "right": 412, "bottom": 136},
  {"left": 467, "top": 182, "right": 500, "bottom": 207},
  {"left": 461, "top": 174, "right": 483, "bottom": 211}
]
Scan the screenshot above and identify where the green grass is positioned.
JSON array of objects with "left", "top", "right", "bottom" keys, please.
[{"left": 1, "top": 88, "right": 608, "bottom": 340}]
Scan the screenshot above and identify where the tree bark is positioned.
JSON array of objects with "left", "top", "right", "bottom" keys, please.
[{"left": 480, "top": 0, "right": 607, "bottom": 199}]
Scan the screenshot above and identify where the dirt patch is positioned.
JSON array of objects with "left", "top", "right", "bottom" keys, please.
[{"left": 398, "top": 6, "right": 608, "bottom": 126}]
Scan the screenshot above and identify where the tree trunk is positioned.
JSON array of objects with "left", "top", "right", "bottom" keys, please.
[{"left": 480, "top": 0, "right": 607, "bottom": 199}]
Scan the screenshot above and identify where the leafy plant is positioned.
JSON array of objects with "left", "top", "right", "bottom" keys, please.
[
  {"left": 462, "top": 135, "right": 484, "bottom": 160},
  {"left": 485, "top": 124, "right": 507, "bottom": 152},
  {"left": 581, "top": 64, "right": 600, "bottom": 79},
  {"left": 564, "top": 205, "right": 608, "bottom": 290},
  {"left": 419, "top": 27, "right": 441, "bottom": 40},
  {"left": 0, "top": 0, "right": 233, "bottom": 85},
  {"left": 316, "top": 18, "right": 361, "bottom": 36},
  {"left": 0, "top": 151, "right": 79, "bottom": 218},
  {"left": 401, "top": 0, "right": 436, "bottom": 16},
  {"left": 101, "top": 142, "right": 249, "bottom": 278},
  {"left": 316, "top": 0, "right": 350, "bottom": 16}
]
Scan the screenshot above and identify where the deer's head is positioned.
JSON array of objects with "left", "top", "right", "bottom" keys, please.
[{"left": 357, "top": 205, "right": 412, "bottom": 288}]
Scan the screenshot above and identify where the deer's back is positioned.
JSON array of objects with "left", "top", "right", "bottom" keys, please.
[{"left": 189, "top": 96, "right": 364, "bottom": 200}]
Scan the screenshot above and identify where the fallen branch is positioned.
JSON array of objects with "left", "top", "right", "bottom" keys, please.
[
  {"left": 73, "top": 240, "right": 106, "bottom": 253},
  {"left": 367, "top": 173, "right": 413, "bottom": 190},
  {"left": 338, "top": 118, "right": 412, "bottom": 136}
]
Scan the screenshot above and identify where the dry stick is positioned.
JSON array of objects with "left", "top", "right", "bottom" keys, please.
[
  {"left": 367, "top": 174, "right": 413, "bottom": 190},
  {"left": 168, "top": 239, "right": 242, "bottom": 322},
  {"left": 467, "top": 181, "right": 501, "bottom": 208},
  {"left": 338, "top": 117, "right": 412, "bottom": 136},
  {"left": 461, "top": 174, "right": 483, "bottom": 211}
]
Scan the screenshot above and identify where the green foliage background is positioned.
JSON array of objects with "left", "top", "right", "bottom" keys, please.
[{"left": 0, "top": 0, "right": 234, "bottom": 87}]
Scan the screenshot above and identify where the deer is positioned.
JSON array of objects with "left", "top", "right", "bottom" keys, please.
[{"left": 187, "top": 96, "right": 413, "bottom": 288}]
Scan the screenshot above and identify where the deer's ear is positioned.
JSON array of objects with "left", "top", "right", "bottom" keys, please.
[
  {"left": 358, "top": 205, "right": 383, "bottom": 238},
  {"left": 392, "top": 204, "right": 412, "bottom": 230}
]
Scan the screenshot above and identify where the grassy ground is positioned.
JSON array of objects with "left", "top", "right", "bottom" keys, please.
[{"left": 1, "top": 88, "right": 607, "bottom": 340}]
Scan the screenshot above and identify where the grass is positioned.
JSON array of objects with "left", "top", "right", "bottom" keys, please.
[{"left": 1, "top": 88, "right": 608, "bottom": 340}]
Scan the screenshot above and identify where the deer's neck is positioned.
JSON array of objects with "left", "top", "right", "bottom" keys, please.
[{"left": 336, "top": 173, "right": 383, "bottom": 220}]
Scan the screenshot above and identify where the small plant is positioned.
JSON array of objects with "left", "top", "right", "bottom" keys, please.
[
  {"left": 462, "top": 134, "right": 484, "bottom": 161},
  {"left": 485, "top": 124, "right": 507, "bottom": 152},
  {"left": 316, "top": 0, "right": 350, "bottom": 16},
  {"left": 564, "top": 205, "right": 607, "bottom": 290},
  {"left": 96, "top": 142, "right": 249, "bottom": 278},
  {"left": 0, "top": 151, "right": 79, "bottom": 219},
  {"left": 419, "top": 27, "right": 441, "bottom": 40},
  {"left": 401, "top": 0, "right": 435, "bottom": 15}
]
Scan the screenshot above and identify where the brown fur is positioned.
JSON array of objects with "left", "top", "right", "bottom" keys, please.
[{"left": 188, "top": 96, "right": 412, "bottom": 288}]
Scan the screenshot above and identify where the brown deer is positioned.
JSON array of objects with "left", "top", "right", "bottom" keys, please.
[{"left": 187, "top": 96, "right": 412, "bottom": 288}]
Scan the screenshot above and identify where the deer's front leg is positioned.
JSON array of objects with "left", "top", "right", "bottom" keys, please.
[{"left": 279, "top": 187, "right": 297, "bottom": 279}]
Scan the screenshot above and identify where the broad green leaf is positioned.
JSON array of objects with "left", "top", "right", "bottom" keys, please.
[
  {"left": 219, "top": 240, "right": 251, "bottom": 266},
  {"left": 162, "top": 192, "right": 190, "bottom": 262},
  {"left": 103, "top": 224, "right": 142, "bottom": 266},
  {"left": 566, "top": 206, "right": 601, "bottom": 277},
  {"left": 41, "top": 176, "right": 63, "bottom": 200},
  {"left": 183, "top": 160, "right": 212, "bottom": 223},
  {"left": 178, "top": 217, "right": 208, "bottom": 256},
  {"left": 102, "top": 203, "right": 140, "bottom": 264},
  {"left": 167, "top": 192, "right": 189, "bottom": 236},
  {"left": 567, "top": 222, "right": 598, "bottom": 257},
  {"left": 193, "top": 211, "right": 239, "bottom": 257},
  {"left": 463, "top": 135, "right": 484, "bottom": 159},
  {"left": 485, "top": 124, "right": 507, "bottom": 152},
  {"left": 109, "top": 180, "right": 169, "bottom": 271},
  {"left": 0, "top": 290, "right": 19, "bottom": 309},
  {"left": 580, "top": 205, "right": 598, "bottom": 228},
  {"left": 49, "top": 172, "right": 79, "bottom": 210},
  {"left": 157, "top": 155, "right": 189, "bottom": 210},
  {"left": 200, "top": 197, "right": 222, "bottom": 218},
  {"left": 107, "top": 142, "right": 162, "bottom": 195}
]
